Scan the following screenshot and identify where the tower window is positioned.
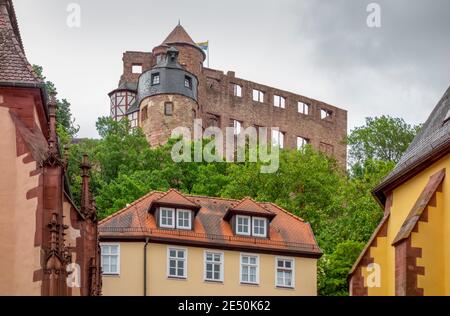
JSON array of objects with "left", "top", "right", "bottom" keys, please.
[
  {"left": 132, "top": 64, "right": 142, "bottom": 74},
  {"left": 298, "top": 102, "right": 310, "bottom": 115},
  {"left": 232, "top": 84, "right": 242, "bottom": 97},
  {"left": 274, "top": 95, "right": 286, "bottom": 109},
  {"left": 185, "top": 76, "right": 193, "bottom": 89},
  {"left": 165, "top": 102, "right": 174, "bottom": 116},
  {"left": 253, "top": 89, "right": 264, "bottom": 103},
  {"left": 152, "top": 73, "right": 160, "bottom": 85}
]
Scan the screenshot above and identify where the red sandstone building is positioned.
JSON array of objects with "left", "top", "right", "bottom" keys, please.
[
  {"left": 109, "top": 24, "right": 348, "bottom": 167},
  {"left": 0, "top": 0, "right": 101, "bottom": 296}
]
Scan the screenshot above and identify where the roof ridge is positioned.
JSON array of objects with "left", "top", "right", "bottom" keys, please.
[
  {"left": 261, "top": 202, "right": 305, "bottom": 222},
  {"left": 99, "top": 191, "right": 162, "bottom": 224}
]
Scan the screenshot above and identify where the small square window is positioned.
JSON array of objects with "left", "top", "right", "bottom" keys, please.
[
  {"left": 320, "top": 108, "right": 333, "bottom": 120},
  {"left": 177, "top": 209, "right": 192, "bottom": 230},
  {"left": 297, "top": 136, "right": 310, "bottom": 150},
  {"left": 132, "top": 64, "right": 142, "bottom": 74},
  {"left": 253, "top": 89, "right": 264, "bottom": 103},
  {"left": 165, "top": 102, "right": 173, "bottom": 116},
  {"left": 185, "top": 76, "right": 193, "bottom": 89},
  {"left": 232, "top": 84, "right": 242, "bottom": 97},
  {"left": 152, "top": 73, "right": 160, "bottom": 85},
  {"left": 160, "top": 208, "right": 175, "bottom": 229},
  {"left": 298, "top": 102, "right": 310, "bottom": 115},
  {"left": 252, "top": 217, "right": 267, "bottom": 237},
  {"left": 274, "top": 95, "right": 286, "bottom": 109},
  {"left": 236, "top": 215, "right": 250, "bottom": 236}
]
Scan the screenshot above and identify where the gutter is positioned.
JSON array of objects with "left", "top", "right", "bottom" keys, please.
[{"left": 144, "top": 237, "right": 150, "bottom": 297}]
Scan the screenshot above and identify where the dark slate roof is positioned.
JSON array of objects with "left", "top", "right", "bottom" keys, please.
[
  {"left": 118, "top": 81, "right": 137, "bottom": 91},
  {"left": 0, "top": 0, "right": 42, "bottom": 85},
  {"left": 125, "top": 100, "right": 139, "bottom": 115},
  {"left": 374, "top": 86, "right": 450, "bottom": 203}
]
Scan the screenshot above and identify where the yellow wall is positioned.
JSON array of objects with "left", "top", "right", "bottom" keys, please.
[
  {"left": 102, "top": 242, "right": 317, "bottom": 296},
  {"left": 362, "top": 154, "right": 449, "bottom": 296}
]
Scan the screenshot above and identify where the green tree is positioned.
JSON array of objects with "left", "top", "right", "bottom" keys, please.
[
  {"left": 347, "top": 116, "right": 421, "bottom": 167},
  {"left": 32, "top": 65, "right": 80, "bottom": 142}
]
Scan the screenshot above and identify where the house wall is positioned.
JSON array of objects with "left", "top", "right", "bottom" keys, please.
[
  {"left": 357, "top": 154, "right": 449, "bottom": 296},
  {"left": 101, "top": 242, "right": 317, "bottom": 296},
  {"left": 0, "top": 103, "right": 42, "bottom": 295}
]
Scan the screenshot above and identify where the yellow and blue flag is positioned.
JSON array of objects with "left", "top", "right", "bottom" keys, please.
[{"left": 197, "top": 41, "right": 209, "bottom": 51}]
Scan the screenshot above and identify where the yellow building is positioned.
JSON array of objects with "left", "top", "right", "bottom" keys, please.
[
  {"left": 99, "top": 189, "right": 322, "bottom": 296},
  {"left": 349, "top": 87, "right": 450, "bottom": 296}
]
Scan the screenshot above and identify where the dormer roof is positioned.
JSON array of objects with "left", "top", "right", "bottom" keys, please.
[
  {"left": 223, "top": 197, "right": 276, "bottom": 222},
  {"left": 148, "top": 189, "right": 201, "bottom": 214}
]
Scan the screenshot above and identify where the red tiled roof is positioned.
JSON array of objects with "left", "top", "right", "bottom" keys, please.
[
  {"left": 223, "top": 197, "right": 276, "bottom": 221},
  {"left": 0, "top": 0, "right": 42, "bottom": 85},
  {"left": 99, "top": 190, "right": 322, "bottom": 257},
  {"left": 162, "top": 24, "right": 197, "bottom": 46},
  {"left": 149, "top": 189, "right": 200, "bottom": 211}
]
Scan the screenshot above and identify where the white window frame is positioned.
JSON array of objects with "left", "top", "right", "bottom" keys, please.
[
  {"left": 100, "top": 243, "right": 120, "bottom": 276},
  {"left": 176, "top": 209, "right": 192, "bottom": 230},
  {"left": 233, "top": 84, "right": 242, "bottom": 97},
  {"left": 167, "top": 247, "right": 188, "bottom": 279},
  {"left": 204, "top": 251, "right": 224, "bottom": 282},
  {"left": 274, "top": 95, "right": 286, "bottom": 109},
  {"left": 252, "top": 217, "right": 267, "bottom": 238},
  {"left": 275, "top": 257, "right": 295, "bottom": 289},
  {"left": 160, "top": 207, "right": 175, "bottom": 229},
  {"left": 252, "top": 89, "right": 264, "bottom": 103},
  {"left": 298, "top": 102, "right": 310, "bottom": 115},
  {"left": 152, "top": 73, "right": 160, "bottom": 85},
  {"left": 240, "top": 253, "right": 260, "bottom": 285},
  {"left": 236, "top": 215, "right": 251, "bottom": 236},
  {"left": 272, "top": 130, "right": 284, "bottom": 149}
]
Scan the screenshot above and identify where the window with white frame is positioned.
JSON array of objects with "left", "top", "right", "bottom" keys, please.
[
  {"left": 151, "top": 73, "right": 160, "bottom": 85},
  {"left": 240, "top": 254, "right": 259, "bottom": 284},
  {"left": 297, "top": 136, "right": 309, "bottom": 150},
  {"left": 252, "top": 217, "right": 267, "bottom": 237},
  {"left": 177, "top": 209, "right": 192, "bottom": 230},
  {"left": 232, "top": 84, "right": 242, "bottom": 97},
  {"left": 204, "top": 251, "right": 223, "bottom": 282},
  {"left": 272, "top": 130, "right": 284, "bottom": 149},
  {"left": 252, "top": 89, "right": 264, "bottom": 103},
  {"left": 160, "top": 208, "right": 175, "bottom": 228},
  {"left": 298, "top": 102, "right": 310, "bottom": 115},
  {"left": 101, "top": 244, "right": 120, "bottom": 275},
  {"left": 274, "top": 95, "right": 286, "bottom": 109},
  {"left": 236, "top": 215, "right": 251, "bottom": 236},
  {"left": 168, "top": 248, "right": 187, "bottom": 278},
  {"left": 276, "top": 258, "right": 294, "bottom": 288}
]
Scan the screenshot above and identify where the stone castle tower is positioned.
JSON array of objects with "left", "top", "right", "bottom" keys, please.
[{"left": 109, "top": 24, "right": 348, "bottom": 168}]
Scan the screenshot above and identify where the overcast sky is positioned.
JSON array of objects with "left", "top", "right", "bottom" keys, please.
[{"left": 13, "top": 0, "right": 450, "bottom": 138}]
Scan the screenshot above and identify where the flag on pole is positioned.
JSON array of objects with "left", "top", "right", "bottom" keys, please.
[
  {"left": 196, "top": 41, "right": 210, "bottom": 67},
  {"left": 196, "top": 41, "right": 209, "bottom": 51}
]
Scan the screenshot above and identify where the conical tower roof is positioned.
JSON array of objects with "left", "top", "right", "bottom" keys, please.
[{"left": 162, "top": 23, "right": 197, "bottom": 46}]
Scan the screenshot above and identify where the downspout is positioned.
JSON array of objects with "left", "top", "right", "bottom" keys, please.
[{"left": 144, "top": 237, "right": 150, "bottom": 296}]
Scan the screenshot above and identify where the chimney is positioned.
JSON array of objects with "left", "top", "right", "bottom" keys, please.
[{"left": 80, "top": 154, "right": 92, "bottom": 215}]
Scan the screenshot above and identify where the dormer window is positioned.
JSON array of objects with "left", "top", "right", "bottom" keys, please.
[
  {"left": 158, "top": 207, "right": 193, "bottom": 230},
  {"left": 177, "top": 209, "right": 192, "bottom": 230},
  {"left": 236, "top": 215, "right": 251, "bottom": 236},
  {"left": 252, "top": 217, "right": 267, "bottom": 238},
  {"left": 160, "top": 207, "right": 175, "bottom": 228}
]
